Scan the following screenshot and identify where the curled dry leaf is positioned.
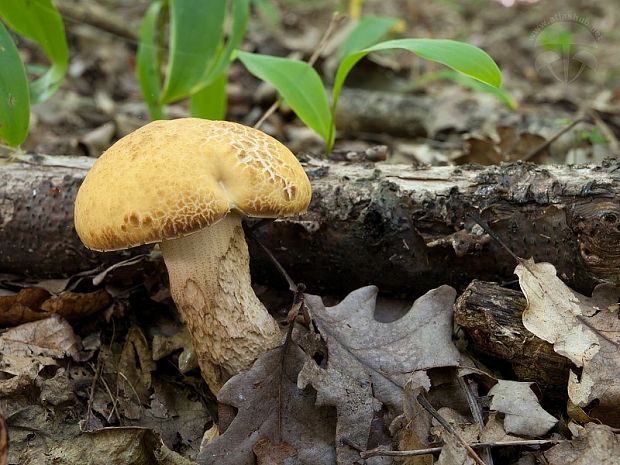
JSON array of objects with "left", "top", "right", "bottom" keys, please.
[
  {"left": 301, "top": 285, "right": 459, "bottom": 463},
  {"left": 0, "top": 287, "right": 50, "bottom": 326},
  {"left": 40, "top": 290, "right": 111, "bottom": 321},
  {"left": 544, "top": 423, "right": 620, "bottom": 465},
  {"left": 0, "top": 288, "right": 110, "bottom": 326},
  {"left": 515, "top": 259, "right": 620, "bottom": 425},
  {"left": 488, "top": 380, "right": 557, "bottom": 437}
]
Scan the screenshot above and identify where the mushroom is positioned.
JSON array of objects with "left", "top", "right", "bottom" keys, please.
[{"left": 74, "top": 118, "right": 312, "bottom": 391}]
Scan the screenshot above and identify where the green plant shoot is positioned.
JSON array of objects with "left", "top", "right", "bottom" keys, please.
[
  {"left": 0, "top": 0, "right": 68, "bottom": 104},
  {"left": 239, "top": 16, "right": 503, "bottom": 152},
  {"left": 136, "top": 0, "right": 249, "bottom": 120},
  {"left": 0, "top": 21, "right": 29, "bottom": 147}
]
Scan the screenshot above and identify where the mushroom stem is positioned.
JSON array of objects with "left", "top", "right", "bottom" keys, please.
[{"left": 160, "top": 213, "right": 282, "bottom": 391}]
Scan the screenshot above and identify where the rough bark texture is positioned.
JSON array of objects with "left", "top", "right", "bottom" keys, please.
[
  {"left": 454, "top": 280, "right": 572, "bottom": 399},
  {"left": 1, "top": 154, "right": 619, "bottom": 297}
]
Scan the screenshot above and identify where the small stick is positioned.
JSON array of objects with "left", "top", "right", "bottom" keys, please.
[
  {"left": 416, "top": 394, "right": 487, "bottom": 465},
  {"left": 244, "top": 221, "right": 308, "bottom": 443},
  {"left": 466, "top": 212, "right": 521, "bottom": 264},
  {"left": 254, "top": 12, "right": 345, "bottom": 130},
  {"left": 361, "top": 439, "right": 564, "bottom": 459},
  {"left": 55, "top": 0, "right": 138, "bottom": 42},
  {"left": 457, "top": 376, "right": 493, "bottom": 465},
  {"left": 520, "top": 117, "right": 585, "bottom": 162},
  {"left": 85, "top": 352, "right": 104, "bottom": 428},
  {"left": 244, "top": 222, "right": 297, "bottom": 292}
]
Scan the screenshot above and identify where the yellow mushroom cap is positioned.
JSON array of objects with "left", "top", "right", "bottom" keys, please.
[{"left": 74, "top": 118, "right": 312, "bottom": 251}]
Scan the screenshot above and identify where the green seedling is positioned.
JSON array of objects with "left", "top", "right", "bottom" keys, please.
[
  {"left": 136, "top": 0, "right": 249, "bottom": 120},
  {"left": 239, "top": 16, "right": 503, "bottom": 152},
  {"left": 0, "top": 0, "right": 68, "bottom": 146}
]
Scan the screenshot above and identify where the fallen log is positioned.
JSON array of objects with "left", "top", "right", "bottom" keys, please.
[{"left": 1, "top": 154, "right": 619, "bottom": 296}]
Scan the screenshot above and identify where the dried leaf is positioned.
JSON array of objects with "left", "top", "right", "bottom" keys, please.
[
  {"left": 479, "top": 412, "right": 519, "bottom": 443},
  {"left": 40, "top": 290, "right": 111, "bottom": 320},
  {"left": 544, "top": 423, "right": 620, "bottom": 465},
  {"left": 399, "top": 372, "right": 434, "bottom": 465},
  {"left": 488, "top": 380, "right": 557, "bottom": 437},
  {"left": 305, "top": 285, "right": 459, "bottom": 409},
  {"left": 0, "top": 314, "right": 80, "bottom": 360},
  {"left": 301, "top": 285, "right": 459, "bottom": 463},
  {"left": 0, "top": 288, "right": 110, "bottom": 325},
  {"left": 515, "top": 260, "right": 620, "bottom": 424},
  {"left": 199, "top": 345, "right": 336, "bottom": 465},
  {"left": 117, "top": 326, "right": 156, "bottom": 419},
  {"left": 135, "top": 379, "right": 210, "bottom": 461},
  {"left": 436, "top": 435, "right": 475, "bottom": 465},
  {"left": 0, "top": 287, "right": 50, "bottom": 325},
  {"left": 297, "top": 358, "right": 379, "bottom": 465},
  {"left": 44, "top": 427, "right": 160, "bottom": 465},
  {"left": 152, "top": 327, "right": 198, "bottom": 373},
  {"left": 0, "top": 354, "right": 57, "bottom": 396}
]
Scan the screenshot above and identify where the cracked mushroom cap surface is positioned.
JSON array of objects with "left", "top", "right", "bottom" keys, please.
[{"left": 74, "top": 118, "right": 312, "bottom": 251}]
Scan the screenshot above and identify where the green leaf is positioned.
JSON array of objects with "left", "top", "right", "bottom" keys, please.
[
  {"left": 0, "top": 0, "right": 68, "bottom": 103},
  {"left": 159, "top": 0, "right": 226, "bottom": 104},
  {"left": 339, "top": 15, "right": 397, "bottom": 58},
  {"left": 198, "top": 0, "right": 249, "bottom": 89},
  {"left": 330, "top": 38, "right": 502, "bottom": 148},
  {"left": 136, "top": 1, "right": 165, "bottom": 120},
  {"left": 237, "top": 51, "right": 331, "bottom": 141},
  {"left": 190, "top": 72, "right": 227, "bottom": 120},
  {"left": 412, "top": 69, "right": 517, "bottom": 110},
  {"left": 442, "top": 70, "right": 517, "bottom": 110},
  {"left": 0, "top": 21, "right": 29, "bottom": 146}
]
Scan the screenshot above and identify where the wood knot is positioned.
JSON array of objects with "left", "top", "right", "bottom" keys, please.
[{"left": 569, "top": 200, "right": 620, "bottom": 284}]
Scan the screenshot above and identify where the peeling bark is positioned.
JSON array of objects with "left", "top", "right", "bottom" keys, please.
[{"left": 1, "top": 154, "right": 619, "bottom": 296}]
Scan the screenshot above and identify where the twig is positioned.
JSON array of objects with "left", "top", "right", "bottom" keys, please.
[
  {"left": 520, "top": 117, "right": 586, "bottom": 161},
  {"left": 277, "top": 288, "right": 306, "bottom": 442},
  {"left": 89, "top": 361, "right": 121, "bottom": 423},
  {"left": 55, "top": 0, "right": 138, "bottom": 42},
  {"left": 117, "top": 371, "right": 144, "bottom": 414},
  {"left": 457, "top": 375, "right": 493, "bottom": 465},
  {"left": 360, "top": 439, "right": 564, "bottom": 459},
  {"left": 466, "top": 212, "right": 521, "bottom": 264},
  {"left": 244, "top": 221, "right": 308, "bottom": 443},
  {"left": 244, "top": 222, "right": 297, "bottom": 292},
  {"left": 253, "top": 12, "right": 345, "bottom": 130},
  {"left": 85, "top": 352, "right": 104, "bottom": 427},
  {"left": 587, "top": 109, "right": 620, "bottom": 153},
  {"left": 416, "top": 394, "right": 487, "bottom": 465}
]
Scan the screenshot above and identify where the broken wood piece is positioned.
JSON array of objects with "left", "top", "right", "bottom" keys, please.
[{"left": 454, "top": 280, "right": 573, "bottom": 398}]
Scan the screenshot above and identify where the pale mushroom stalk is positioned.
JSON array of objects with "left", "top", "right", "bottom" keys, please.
[{"left": 160, "top": 213, "right": 281, "bottom": 390}]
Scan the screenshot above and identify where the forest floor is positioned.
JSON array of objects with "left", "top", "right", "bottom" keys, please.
[{"left": 1, "top": 1, "right": 620, "bottom": 464}]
